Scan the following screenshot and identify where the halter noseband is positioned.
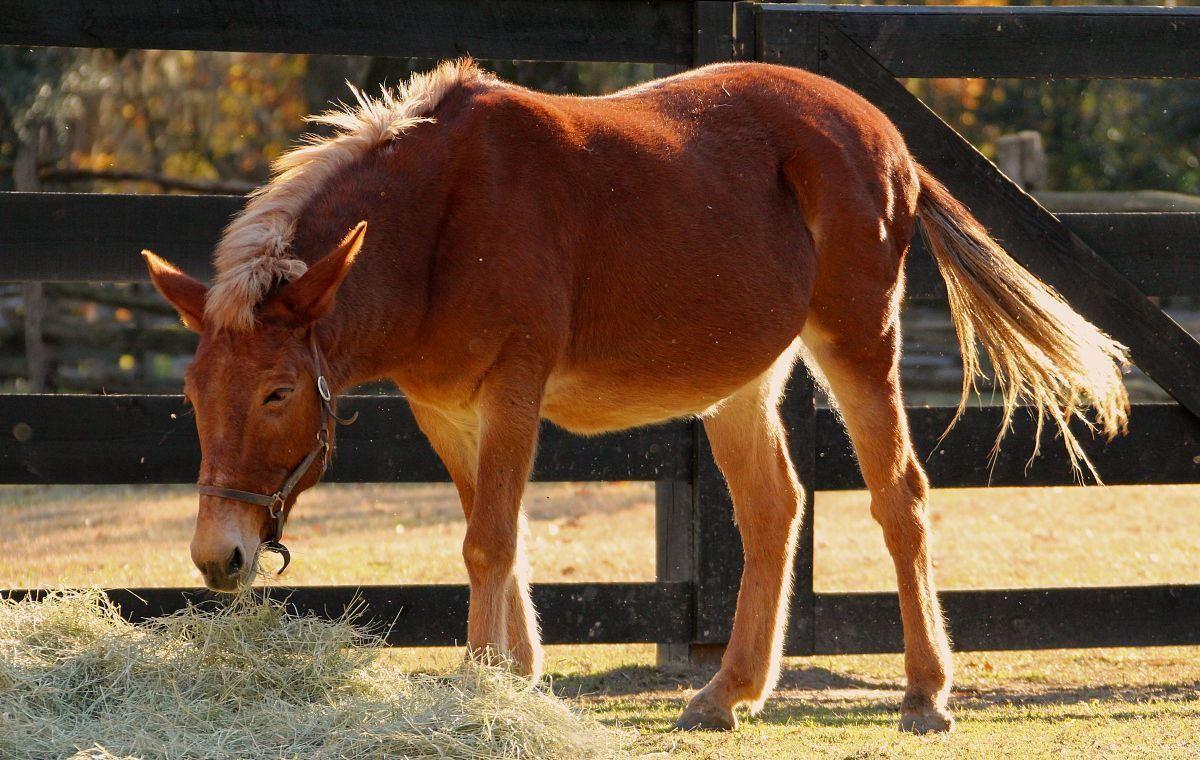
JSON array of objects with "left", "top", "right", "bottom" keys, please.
[{"left": 196, "top": 332, "right": 357, "bottom": 574}]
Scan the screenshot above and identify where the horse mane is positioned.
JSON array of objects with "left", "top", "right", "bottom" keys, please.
[{"left": 204, "top": 58, "right": 484, "bottom": 331}]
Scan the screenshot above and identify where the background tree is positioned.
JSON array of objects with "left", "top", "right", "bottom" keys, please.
[{"left": 2, "top": 1, "right": 1197, "bottom": 395}]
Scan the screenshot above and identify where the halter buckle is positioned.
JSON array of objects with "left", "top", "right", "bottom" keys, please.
[
  {"left": 268, "top": 494, "right": 286, "bottom": 519},
  {"left": 317, "top": 374, "right": 332, "bottom": 403}
]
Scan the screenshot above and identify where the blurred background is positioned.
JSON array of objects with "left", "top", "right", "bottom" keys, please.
[{"left": 1, "top": 0, "right": 1199, "bottom": 403}]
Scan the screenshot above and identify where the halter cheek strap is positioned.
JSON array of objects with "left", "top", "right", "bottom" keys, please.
[{"left": 196, "top": 332, "right": 358, "bottom": 574}]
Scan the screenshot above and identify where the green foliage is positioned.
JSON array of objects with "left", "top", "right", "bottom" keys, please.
[
  {"left": 0, "top": 48, "right": 72, "bottom": 187},
  {"left": 912, "top": 77, "right": 1200, "bottom": 193},
  {"left": 4, "top": 49, "right": 316, "bottom": 189},
  {"left": 3, "top": 38, "right": 1198, "bottom": 195}
]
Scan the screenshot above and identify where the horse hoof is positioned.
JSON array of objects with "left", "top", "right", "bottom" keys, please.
[
  {"left": 899, "top": 707, "right": 955, "bottom": 734},
  {"left": 675, "top": 695, "right": 738, "bottom": 731}
]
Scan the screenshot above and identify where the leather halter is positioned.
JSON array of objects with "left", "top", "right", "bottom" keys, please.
[{"left": 196, "top": 332, "right": 358, "bottom": 574}]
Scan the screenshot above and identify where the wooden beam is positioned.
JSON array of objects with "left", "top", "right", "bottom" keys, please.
[
  {"left": 758, "top": 4, "right": 1200, "bottom": 78},
  {"left": 732, "top": 1, "right": 757, "bottom": 62},
  {"left": 783, "top": 367, "right": 816, "bottom": 655},
  {"left": 0, "top": 394, "right": 692, "bottom": 484},
  {"left": 692, "top": 370, "right": 816, "bottom": 647},
  {"left": 806, "top": 584, "right": 1200, "bottom": 654},
  {"left": 655, "top": 477, "right": 696, "bottom": 664},
  {"left": 756, "top": 1, "right": 819, "bottom": 70},
  {"left": 5, "top": 581, "right": 694, "bottom": 646},
  {"left": 692, "top": 1, "right": 735, "bottom": 66},
  {"left": 14, "top": 131, "right": 51, "bottom": 392},
  {"left": 817, "top": 24, "right": 1200, "bottom": 420},
  {"left": 0, "top": 192, "right": 234, "bottom": 282},
  {"left": 0, "top": 394, "right": 1194, "bottom": 488},
  {"left": 815, "top": 403, "right": 1200, "bottom": 491},
  {"left": 905, "top": 213, "right": 1200, "bottom": 299},
  {"left": 8, "top": 581, "right": 1198, "bottom": 652},
  {"left": 690, "top": 419, "right": 741, "bottom": 648},
  {"left": 7, "top": 193, "right": 1198, "bottom": 298},
  {"left": 0, "top": 0, "right": 694, "bottom": 64}
]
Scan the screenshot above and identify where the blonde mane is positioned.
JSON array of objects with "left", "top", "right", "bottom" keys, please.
[{"left": 204, "top": 59, "right": 483, "bottom": 331}]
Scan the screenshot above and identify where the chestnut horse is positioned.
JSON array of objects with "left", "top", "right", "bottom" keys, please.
[{"left": 143, "top": 60, "right": 1128, "bottom": 733}]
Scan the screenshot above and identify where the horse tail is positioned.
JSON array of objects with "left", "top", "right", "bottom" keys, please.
[{"left": 914, "top": 164, "right": 1129, "bottom": 480}]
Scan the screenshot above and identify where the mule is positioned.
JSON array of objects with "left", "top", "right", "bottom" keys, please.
[{"left": 143, "top": 60, "right": 1128, "bottom": 733}]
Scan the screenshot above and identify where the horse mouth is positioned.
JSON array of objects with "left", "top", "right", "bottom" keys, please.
[
  {"left": 196, "top": 546, "right": 256, "bottom": 592},
  {"left": 199, "top": 568, "right": 249, "bottom": 593}
]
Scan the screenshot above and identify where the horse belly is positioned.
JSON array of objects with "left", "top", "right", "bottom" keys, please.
[
  {"left": 542, "top": 373, "right": 722, "bottom": 433},
  {"left": 542, "top": 322, "right": 801, "bottom": 434}
]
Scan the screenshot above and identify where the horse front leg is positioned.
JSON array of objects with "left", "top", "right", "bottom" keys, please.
[
  {"left": 461, "top": 368, "right": 544, "bottom": 671},
  {"left": 410, "top": 400, "right": 542, "bottom": 678}
]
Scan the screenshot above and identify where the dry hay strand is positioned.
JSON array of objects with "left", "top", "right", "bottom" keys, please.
[{"left": 0, "top": 590, "right": 631, "bottom": 759}]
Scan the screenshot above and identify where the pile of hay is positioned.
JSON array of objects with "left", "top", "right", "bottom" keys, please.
[{"left": 0, "top": 591, "right": 630, "bottom": 759}]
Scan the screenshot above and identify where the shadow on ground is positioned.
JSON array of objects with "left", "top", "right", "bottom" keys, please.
[{"left": 551, "top": 660, "right": 1200, "bottom": 730}]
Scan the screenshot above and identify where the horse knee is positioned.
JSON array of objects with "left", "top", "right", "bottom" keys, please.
[{"left": 462, "top": 529, "right": 516, "bottom": 585}]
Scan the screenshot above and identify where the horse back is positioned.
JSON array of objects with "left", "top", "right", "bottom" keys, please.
[{"left": 389, "top": 64, "right": 914, "bottom": 426}]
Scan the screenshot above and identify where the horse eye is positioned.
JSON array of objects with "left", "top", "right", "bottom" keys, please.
[{"left": 263, "top": 387, "right": 293, "bottom": 405}]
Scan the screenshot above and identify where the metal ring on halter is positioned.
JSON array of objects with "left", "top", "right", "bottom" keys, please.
[
  {"left": 261, "top": 539, "right": 292, "bottom": 573},
  {"left": 320, "top": 375, "right": 359, "bottom": 425}
]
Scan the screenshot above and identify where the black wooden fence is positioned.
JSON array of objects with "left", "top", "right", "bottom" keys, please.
[{"left": 3, "top": 2, "right": 1200, "bottom": 657}]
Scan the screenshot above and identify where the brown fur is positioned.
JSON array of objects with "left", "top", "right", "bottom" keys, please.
[{"left": 145, "top": 61, "right": 1129, "bottom": 731}]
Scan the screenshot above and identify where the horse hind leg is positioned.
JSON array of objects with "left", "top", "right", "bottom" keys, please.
[
  {"left": 802, "top": 311, "right": 954, "bottom": 733},
  {"left": 677, "top": 350, "right": 806, "bottom": 730}
]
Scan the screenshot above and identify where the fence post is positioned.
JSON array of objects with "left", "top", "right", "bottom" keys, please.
[
  {"left": 14, "top": 123, "right": 50, "bottom": 392},
  {"left": 655, "top": 476, "right": 695, "bottom": 664},
  {"left": 693, "top": 1, "right": 736, "bottom": 65},
  {"left": 657, "top": 4, "right": 820, "bottom": 668},
  {"left": 687, "top": 416, "right": 738, "bottom": 666},
  {"left": 995, "top": 130, "right": 1047, "bottom": 192},
  {"left": 654, "top": 2, "right": 738, "bottom": 668},
  {"left": 783, "top": 367, "right": 816, "bottom": 656},
  {"left": 669, "top": 363, "right": 816, "bottom": 667}
]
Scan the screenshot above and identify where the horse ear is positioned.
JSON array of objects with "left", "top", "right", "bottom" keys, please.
[
  {"left": 277, "top": 221, "right": 367, "bottom": 324},
  {"left": 143, "top": 250, "right": 207, "bottom": 332}
]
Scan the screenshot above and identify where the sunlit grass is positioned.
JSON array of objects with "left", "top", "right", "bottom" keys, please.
[{"left": 3, "top": 482, "right": 1199, "bottom": 757}]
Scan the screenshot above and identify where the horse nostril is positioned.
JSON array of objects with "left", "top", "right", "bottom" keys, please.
[{"left": 228, "top": 546, "right": 244, "bottom": 576}]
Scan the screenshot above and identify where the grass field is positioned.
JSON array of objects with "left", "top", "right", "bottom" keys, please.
[{"left": 3, "top": 481, "right": 1199, "bottom": 757}]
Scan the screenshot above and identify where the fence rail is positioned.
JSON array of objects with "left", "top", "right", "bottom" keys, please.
[
  {"left": 3, "top": 394, "right": 1199, "bottom": 489},
  {"left": 8, "top": 582, "right": 1200, "bottom": 654},
  {"left": 757, "top": 4, "right": 1200, "bottom": 78},
  {"left": 5, "top": 192, "right": 1200, "bottom": 297},
  {"left": 3, "top": 2, "right": 1200, "bottom": 658},
  {"left": 0, "top": 0, "right": 696, "bottom": 64}
]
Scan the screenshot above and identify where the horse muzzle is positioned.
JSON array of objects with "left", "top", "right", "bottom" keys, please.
[{"left": 195, "top": 543, "right": 252, "bottom": 593}]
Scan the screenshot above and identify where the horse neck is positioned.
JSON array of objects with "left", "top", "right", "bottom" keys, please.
[
  {"left": 298, "top": 142, "right": 451, "bottom": 395},
  {"left": 312, "top": 309, "right": 369, "bottom": 395},
  {"left": 312, "top": 259, "right": 424, "bottom": 396}
]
